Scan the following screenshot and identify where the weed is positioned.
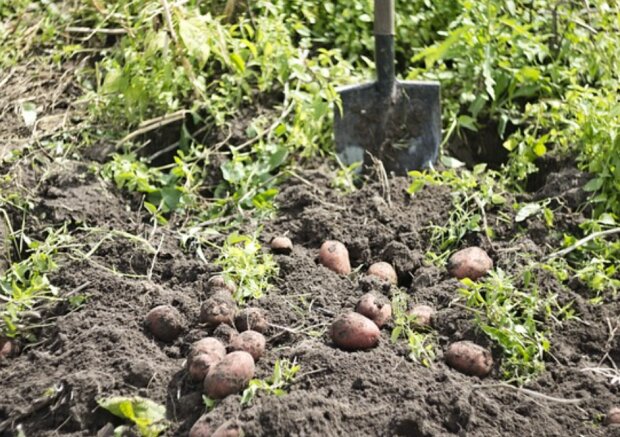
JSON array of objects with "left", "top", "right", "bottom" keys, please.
[
  {"left": 98, "top": 396, "right": 168, "bottom": 437},
  {"left": 240, "top": 358, "right": 300, "bottom": 406},
  {"left": 390, "top": 291, "right": 436, "bottom": 367}
]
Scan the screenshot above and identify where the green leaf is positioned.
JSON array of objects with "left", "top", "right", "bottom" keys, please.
[
  {"left": 230, "top": 53, "right": 246, "bottom": 73},
  {"left": 98, "top": 396, "right": 167, "bottom": 437},
  {"left": 515, "top": 202, "right": 541, "bottom": 223},
  {"left": 178, "top": 17, "right": 210, "bottom": 65},
  {"left": 583, "top": 177, "right": 604, "bottom": 192}
]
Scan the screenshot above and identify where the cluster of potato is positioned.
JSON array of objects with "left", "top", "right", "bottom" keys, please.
[{"left": 144, "top": 276, "right": 269, "bottom": 402}]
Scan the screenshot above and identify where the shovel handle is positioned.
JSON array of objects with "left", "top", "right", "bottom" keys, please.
[{"left": 374, "top": 0, "right": 395, "bottom": 95}]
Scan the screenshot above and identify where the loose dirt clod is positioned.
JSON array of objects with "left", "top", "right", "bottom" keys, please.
[
  {"left": 447, "top": 247, "right": 493, "bottom": 280},
  {"left": 270, "top": 236, "right": 293, "bottom": 254},
  {"left": 355, "top": 293, "right": 392, "bottom": 328},
  {"left": 445, "top": 341, "right": 493, "bottom": 377},
  {"left": 367, "top": 261, "right": 397, "bottom": 285},
  {"left": 144, "top": 305, "right": 185, "bottom": 342}
]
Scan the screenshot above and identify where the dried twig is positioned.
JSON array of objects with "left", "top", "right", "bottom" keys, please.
[{"left": 544, "top": 227, "right": 620, "bottom": 261}]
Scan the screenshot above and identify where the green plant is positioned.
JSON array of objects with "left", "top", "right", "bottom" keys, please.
[
  {"left": 215, "top": 233, "right": 278, "bottom": 304},
  {"left": 98, "top": 396, "right": 168, "bottom": 437},
  {"left": 240, "top": 358, "right": 300, "bottom": 406},
  {"left": 390, "top": 291, "right": 436, "bottom": 367}
]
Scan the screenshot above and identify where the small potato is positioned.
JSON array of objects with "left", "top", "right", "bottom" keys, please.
[
  {"left": 447, "top": 247, "right": 493, "bottom": 280},
  {"left": 188, "top": 353, "right": 223, "bottom": 382},
  {"left": 319, "top": 240, "right": 351, "bottom": 275},
  {"left": 235, "top": 307, "right": 268, "bottom": 333},
  {"left": 367, "top": 262, "right": 397, "bottom": 285},
  {"left": 200, "top": 291, "right": 237, "bottom": 327},
  {"left": 207, "top": 275, "right": 236, "bottom": 295},
  {"left": 0, "top": 338, "right": 17, "bottom": 360},
  {"left": 189, "top": 338, "right": 227, "bottom": 361},
  {"left": 605, "top": 407, "right": 620, "bottom": 425},
  {"left": 445, "top": 341, "right": 493, "bottom": 377},
  {"left": 145, "top": 305, "right": 184, "bottom": 342},
  {"left": 330, "top": 312, "right": 380, "bottom": 350},
  {"left": 189, "top": 417, "right": 211, "bottom": 437},
  {"left": 229, "top": 330, "right": 266, "bottom": 361},
  {"left": 355, "top": 293, "right": 391, "bottom": 328},
  {"left": 270, "top": 236, "right": 293, "bottom": 254},
  {"left": 204, "top": 351, "right": 256, "bottom": 399},
  {"left": 408, "top": 304, "right": 435, "bottom": 328},
  {"left": 212, "top": 420, "right": 243, "bottom": 437}
]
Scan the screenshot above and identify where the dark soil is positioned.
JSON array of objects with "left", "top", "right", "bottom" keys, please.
[{"left": 0, "top": 159, "right": 619, "bottom": 437}]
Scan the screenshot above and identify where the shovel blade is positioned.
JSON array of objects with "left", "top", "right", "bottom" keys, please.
[{"left": 334, "top": 81, "right": 441, "bottom": 175}]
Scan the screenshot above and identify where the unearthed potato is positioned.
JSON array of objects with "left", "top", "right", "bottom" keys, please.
[
  {"left": 207, "top": 275, "right": 237, "bottom": 295},
  {"left": 270, "top": 236, "right": 293, "bottom": 254},
  {"left": 212, "top": 420, "right": 243, "bottom": 437},
  {"left": 235, "top": 307, "right": 268, "bottom": 333},
  {"left": 189, "top": 338, "right": 227, "bottom": 361},
  {"left": 447, "top": 247, "right": 493, "bottom": 280},
  {"left": 213, "top": 324, "right": 240, "bottom": 344},
  {"left": 355, "top": 293, "right": 392, "bottom": 328},
  {"left": 319, "top": 240, "right": 351, "bottom": 275},
  {"left": 204, "top": 351, "right": 256, "bottom": 399},
  {"left": 367, "top": 262, "right": 398, "bottom": 285},
  {"left": 188, "top": 353, "right": 223, "bottom": 382},
  {"left": 229, "top": 330, "right": 266, "bottom": 361},
  {"left": 145, "top": 305, "right": 184, "bottom": 342},
  {"left": 445, "top": 341, "right": 493, "bottom": 377},
  {"left": 408, "top": 304, "right": 435, "bottom": 327},
  {"left": 189, "top": 417, "right": 211, "bottom": 437},
  {"left": 330, "top": 312, "right": 380, "bottom": 350},
  {"left": 0, "top": 338, "right": 16, "bottom": 360},
  {"left": 200, "top": 291, "right": 237, "bottom": 327},
  {"left": 605, "top": 407, "right": 620, "bottom": 425}
]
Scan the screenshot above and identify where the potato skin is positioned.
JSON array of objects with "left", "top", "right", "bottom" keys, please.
[
  {"left": 213, "top": 324, "right": 240, "bottom": 344},
  {"left": 355, "top": 293, "right": 392, "bottom": 328},
  {"left": 145, "top": 305, "right": 184, "bottom": 342},
  {"left": 200, "top": 292, "right": 237, "bottom": 327},
  {"left": 207, "top": 275, "right": 237, "bottom": 295},
  {"left": 367, "top": 262, "right": 398, "bottom": 285},
  {"left": 447, "top": 247, "right": 493, "bottom": 280},
  {"left": 408, "top": 304, "right": 435, "bottom": 327},
  {"left": 228, "top": 330, "right": 266, "bottom": 361},
  {"left": 204, "top": 351, "right": 256, "bottom": 399},
  {"left": 188, "top": 353, "right": 223, "bottom": 382},
  {"left": 605, "top": 407, "right": 620, "bottom": 425},
  {"left": 319, "top": 240, "right": 351, "bottom": 275},
  {"left": 445, "top": 341, "right": 493, "bottom": 377},
  {"left": 330, "top": 312, "right": 380, "bottom": 350},
  {"left": 212, "top": 420, "right": 243, "bottom": 437},
  {"left": 189, "top": 338, "right": 227, "bottom": 360},
  {"left": 0, "top": 338, "right": 17, "bottom": 360},
  {"left": 235, "top": 307, "right": 268, "bottom": 333},
  {"left": 270, "top": 236, "right": 293, "bottom": 254},
  {"left": 189, "top": 417, "right": 211, "bottom": 437}
]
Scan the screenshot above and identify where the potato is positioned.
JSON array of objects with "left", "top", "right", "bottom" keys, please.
[
  {"left": 0, "top": 338, "right": 16, "bottom": 360},
  {"left": 270, "top": 236, "right": 293, "bottom": 254},
  {"left": 235, "top": 307, "right": 268, "bottom": 333},
  {"left": 447, "top": 247, "right": 493, "bottom": 280},
  {"left": 213, "top": 324, "right": 240, "bottom": 344},
  {"left": 408, "top": 304, "right": 435, "bottom": 327},
  {"left": 207, "top": 275, "right": 236, "bottom": 295},
  {"left": 355, "top": 293, "right": 392, "bottom": 328},
  {"left": 367, "top": 262, "right": 397, "bottom": 285},
  {"left": 212, "top": 420, "right": 243, "bottom": 437},
  {"left": 200, "top": 291, "right": 237, "bottom": 327},
  {"left": 187, "top": 338, "right": 227, "bottom": 381},
  {"left": 189, "top": 417, "right": 211, "bottom": 437},
  {"left": 445, "top": 341, "right": 493, "bottom": 377},
  {"left": 145, "top": 305, "right": 184, "bottom": 342},
  {"left": 319, "top": 240, "right": 351, "bottom": 275},
  {"left": 229, "top": 330, "right": 266, "bottom": 361},
  {"left": 204, "top": 351, "right": 256, "bottom": 399},
  {"left": 330, "top": 312, "right": 380, "bottom": 350},
  {"left": 605, "top": 407, "right": 620, "bottom": 425}
]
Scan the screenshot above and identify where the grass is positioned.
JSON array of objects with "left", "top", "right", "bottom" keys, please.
[{"left": 390, "top": 291, "right": 436, "bottom": 367}]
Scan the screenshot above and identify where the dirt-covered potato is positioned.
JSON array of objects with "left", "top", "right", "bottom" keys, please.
[
  {"left": 204, "top": 351, "right": 256, "bottom": 399},
  {"left": 187, "top": 338, "right": 227, "bottom": 381},
  {"left": 212, "top": 420, "right": 243, "bottom": 437},
  {"left": 447, "top": 247, "right": 493, "bottom": 280},
  {"left": 229, "top": 330, "right": 266, "bottom": 361},
  {"left": 207, "top": 275, "right": 237, "bottom": 295},
  {"left": 270, "top": 236, "right": 293, "bottom": 254},
  {"left": 605, "top": 407, "right": 620, "bottom": 425},
  {"left": 330, "top": 312, "right": 380, "bottom": 350},
  {"left": 189, "top": 417, "right": 211, "bottom": 437},
  {"left": 145, "top": 305, "right": 184, "bottom": 342},
  {"left": 200, "top": 291, "right": 237, "bottom": 327},
  {"left": 213, "top": 324, "right": 240, "bottom": 344},
  {"left": 355, "top": 293, "right": 392, "bottom": 328},
  {"left": 367, "top": 262, "right": 398, "bottom": 285},
  {"left": 408, "top": 304, "right": 435, "bottom": 327},
  {"left": 235, "top": 307, "right": 268, "bottom": 333},
  {"left": 445, "top": 341, "right": 493, "bottom": 377},
  {"left": 0, "top": 338, "right": 16, "bottom": 360},
  {"left": 319, "top": 240, "right": 351, "bottom": 275}
]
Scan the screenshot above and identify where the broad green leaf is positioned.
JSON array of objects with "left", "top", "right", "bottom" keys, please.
[
  {"left": 515, "top": 202, "right": 541, "bottom": 223},
  {"left": 178, "top": 17, "right": 210, "bottom": 65}
]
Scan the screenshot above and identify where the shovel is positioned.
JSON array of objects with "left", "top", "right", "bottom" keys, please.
[{"left": 334, "top": 0, "right": 442, "bottom": 175}]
